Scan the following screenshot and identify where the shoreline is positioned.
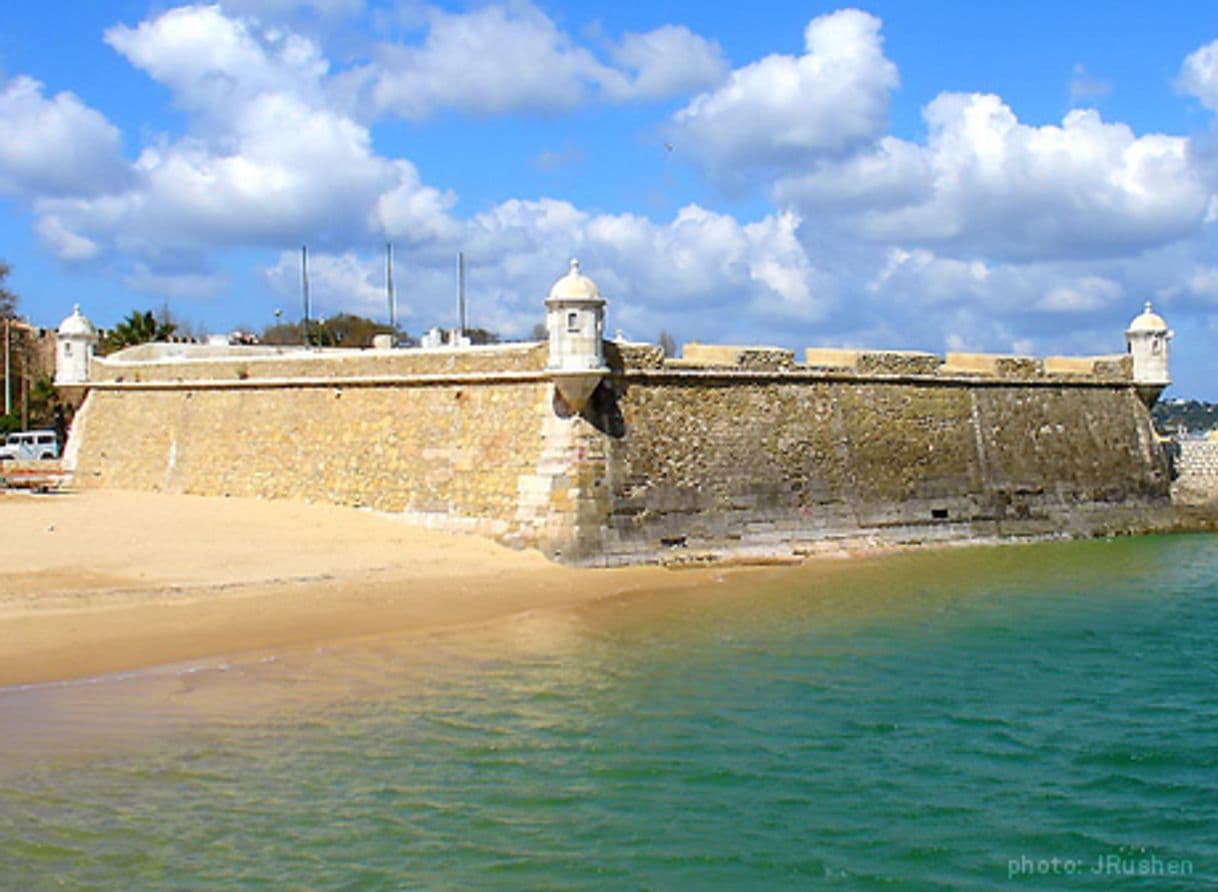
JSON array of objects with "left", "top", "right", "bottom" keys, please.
[
  {"left": 4, "top": 489, "right": 1215, "bottom": 690},
  {"left": 0, "top": 490, "right": 764, "bottom": 688}
]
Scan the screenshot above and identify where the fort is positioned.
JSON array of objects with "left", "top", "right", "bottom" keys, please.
[{"left": 58, "top": 263, "right": 1180, "bottom": 565}]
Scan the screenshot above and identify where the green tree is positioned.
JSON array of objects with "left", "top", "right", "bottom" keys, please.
[
  {"left": 301, "top": 319, "right": 335, "bottom": 347},
  {"left": 1152, "top": 399, "right": 1218, "bottom": 435},
  {"left": 104, "top": 309, "right": 178, "bottom": 352},
  {"left": 260, "top": 322, "right": 303, "bottom": 346},
  {"left": 465, "top": 327, "right": 500, "bottom": 346},
  {"left": 0, "top": 261, "right": 18, "bottom": 319},
  {"left": 259, "top": 320, "right": 334, "bottom": 347},
  {"left": 28, "top": 374, "right": 60, "bottom": 429},
  {"left": 322, "top": 313, "right": 394, "bottom": 347},
  {"left": 261, "top": 314, "right": 411, "bottom": 348}
]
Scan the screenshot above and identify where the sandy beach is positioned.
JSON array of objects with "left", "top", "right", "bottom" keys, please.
[{"left": 0, "top": 490, "right": 714, "bottom": 688}]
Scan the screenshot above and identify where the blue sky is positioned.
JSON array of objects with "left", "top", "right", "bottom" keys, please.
[{"left": 3, "top": 1, "right": 1218, "bottom": 396}]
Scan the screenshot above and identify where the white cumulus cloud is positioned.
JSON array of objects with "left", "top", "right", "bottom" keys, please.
[
  {"left": 456, "top": 200, "right": 826, "bottom": 337},
  {"left": 0, "top": 76, "right": 128, "bottom": 198},
  {"left": 368, "top": 4, "right": 605, "bottom": 118},
  {"left": 778, "top": 93, "right": 1211, "bottom": 261},
  {"left": 366, "top": 3, "right": 724, "bottom": 118},
  {"left": 34, "top": 212, "right": 102, "bottom": 261},
  {"left": 37, "top": 4, "right": 453, "bottom": 265},
  {"left": 668, "top": 9, "right": 898, "bottom": 188},
  {"left": 602, "top": 25, "right": 727, "bottom": 102},
  {"left": 265, "top": 249, "right": 387, "bottom": 313},
  {"left": 105, "top": 4, "right": 331, "bottom": 120},
  {"left": 1036, "top": 276, "right": 1122, "bottom": 312},
  {"left": 267, "top": 200, "right": 824, "bottom": 338},
  {"left": 1179, "top": 38, "right": 1218, "bottom": 112}
]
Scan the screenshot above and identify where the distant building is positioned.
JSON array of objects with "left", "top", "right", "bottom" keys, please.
[
  {"left": 207, "top": 331, "right": 260, "bottom": 347},
  {"left": 420, "top": 327, "right": 470, "bottom": 349}
]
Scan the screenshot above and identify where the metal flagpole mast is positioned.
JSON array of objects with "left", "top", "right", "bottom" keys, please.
[
  {"left": 458, "top": 251, "right": 466, "bottom": 336},
  {"left": 301, "top": 245, "right": 310, "bottom": 347},
  {"left": 387, "top": 242, "right": 396, "bottom": 330}
]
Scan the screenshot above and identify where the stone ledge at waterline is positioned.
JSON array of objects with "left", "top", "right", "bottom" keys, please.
[{"left": 64, "top": 337, "right": 1173, "bottom": 566}]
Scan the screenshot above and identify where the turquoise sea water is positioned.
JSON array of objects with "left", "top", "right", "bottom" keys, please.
[{"left": 2, "top": 535, "right": 1217, "bottom": 889}]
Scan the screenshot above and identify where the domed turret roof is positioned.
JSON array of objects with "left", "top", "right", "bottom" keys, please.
[
  {"left": 1127, "top": 301, "right": 1168, "bottom": 334},
  {"left": 58, "top": 304, "right": 97, "bottom": 338},
  {"left": 547, "top": 258, "right": 603, "bottom": 303}
]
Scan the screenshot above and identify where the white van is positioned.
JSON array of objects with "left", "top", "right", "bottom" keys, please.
[{"left": 0, "top": 430, "right": 59, "bottom": 461}]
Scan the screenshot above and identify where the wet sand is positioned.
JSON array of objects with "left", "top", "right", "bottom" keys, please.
[{"left": 0, "top": 490, "right": 715, "bottom": 687}]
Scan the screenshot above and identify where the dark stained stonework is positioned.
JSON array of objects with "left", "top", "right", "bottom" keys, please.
[{"left": 566, "top": 371, "right": 1169, "bottom": 565}]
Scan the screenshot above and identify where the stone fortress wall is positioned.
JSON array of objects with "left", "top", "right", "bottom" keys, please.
[
  {"left": 572, "top": 343, "right": 1168, "bottom": 563},
  {"left": 68, "top": 337, "right": 1172, "bottom": 565},
  {"left": 73, "top": 342, "right": 593, "bottom": 556},
  {"left": 1171, "top": 438, "right": 1218, "bottom": 503}
]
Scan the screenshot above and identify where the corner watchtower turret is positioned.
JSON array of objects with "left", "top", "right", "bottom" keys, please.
[
  {"left": 54, "top": 304, "right": 98, "bottom": 385},
  {"left": 1125, "top": 301, "right": 1172, "bottom": 407},
  {"left": 545, "top": 259, "right": 607, "bottom": 411}
]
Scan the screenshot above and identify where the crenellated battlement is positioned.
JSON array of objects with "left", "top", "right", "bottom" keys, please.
[
  {"left": 672, "top": 343, "right": 1132, "bottom": 385},
  {"left": 86, "top": 339, "right": 1135, "bottom": 390}
]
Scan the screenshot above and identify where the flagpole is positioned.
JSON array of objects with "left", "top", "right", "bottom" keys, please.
[
  {"left": 387, "top": 242, "right": 396, "bottom": 330},
  {"left": 301, "top": 245, "right": 310, "bottom": 346},
  {"left": 458, "top": 251, "right": 466, "bottom": 336}
]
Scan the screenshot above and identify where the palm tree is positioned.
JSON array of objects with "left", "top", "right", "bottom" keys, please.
[{"left": 104, "top": 310, "right": 177, "bottom": 352}]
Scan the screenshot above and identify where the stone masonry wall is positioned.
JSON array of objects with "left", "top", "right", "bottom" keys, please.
[
  {"left": 577, "top": 369, "right": 1170, "bottom": 564},
  {"left": 1172, "top": 439, "right": 1218, "bottom": 503},
  {"left": 70, "top": 373, "right": 591, "bottom": 554},
  {"left": 69, "top": 341, "right": 1171, "bottom": 565},
  {"left": 1177, "top": 440, "right": 1218, "bottom": 479}
]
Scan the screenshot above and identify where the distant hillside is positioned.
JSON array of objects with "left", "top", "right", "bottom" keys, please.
[{"left": 1153, "top": 399, "right": 1218, "bottom": 435}]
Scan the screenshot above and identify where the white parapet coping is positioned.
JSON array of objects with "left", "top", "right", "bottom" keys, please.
[
  {"left": 804, "top": 348, "right": 861, "bottom": 368},
  {"left": 942, "top": 353, "right": 1025, "bottom": 374},
  {"left": 96, "top": 340, "right": 543, "bottom": 369},
  {"left": 87, "top": 370, "right": 554, "bottom": 390},
  {"left": 680, "top": 343, "right": 791, "bottom": 365},
  {"left": 1043, "top": 354, "right": 1126, "bottom": 375}
]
